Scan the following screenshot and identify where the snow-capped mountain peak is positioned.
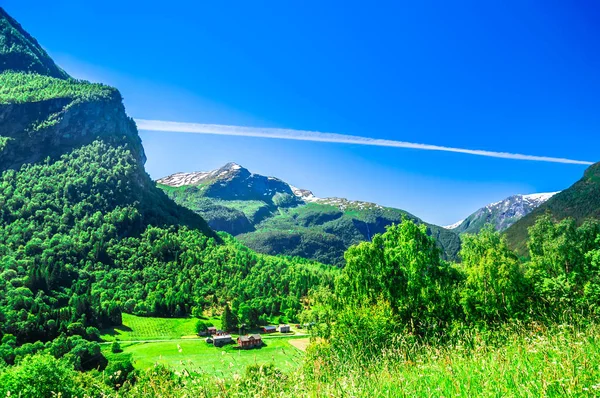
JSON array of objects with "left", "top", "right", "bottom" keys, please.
[
  {"left": 157, "top": 163, "right": 250, "bottom": 187},
  {"left": 446, "top": 192, "right": 559, "bottom": 234}
]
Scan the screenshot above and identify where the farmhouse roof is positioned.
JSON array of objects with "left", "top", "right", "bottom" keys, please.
[{"left": 239, "top": 334, "right": 262, "bottom": 342}]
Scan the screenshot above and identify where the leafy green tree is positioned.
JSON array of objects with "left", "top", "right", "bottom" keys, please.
[
  {"left": 459, "top": 225, "right": 527, "bottom": 323},
  {"left": 237, "top": 303, "right": 259, "bottom": 328},
  {"left": 527, "top": 215, "right": 600, "bottom": 317},
  {"left": 337, "top": 220, "right": 460, "bottom": 336},
  {"left": 0, "top": 354, "right": 108, "bottom": 397},
  {"left": 221, "top": 305, "right": 238, "bottom": 332},
  {"left": 195, "top": 320, "right": 210, "bottom": 335},
  {"left": 85, "top": 326, "right": 100, "bottom": 341},
  {"left": 104, "top": 357, "right": 135, "bottom": 389}
]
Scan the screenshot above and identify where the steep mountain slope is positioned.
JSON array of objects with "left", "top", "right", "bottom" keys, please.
[
  {"left": 0, "top": 8, "right": 333, "bottom": 347},
  {"left": 506, "top": 162, "right": 600, "bottom": 253},
  {"left": 0, "top": 7, "right": 69, "bottom": 79},
  {"left": 158, "top": 163, "right": 461, "bottom": 265},
  {"left": 446, "top": 192, "right": 557, "bottom": 235}
]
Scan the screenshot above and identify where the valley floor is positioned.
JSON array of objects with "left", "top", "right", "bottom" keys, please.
[
  {"left": 109, "top": 323, "right": 600, "bottom": 397},
  {"left": 100, "top": 314, "right": 307, "bottom": 377}
]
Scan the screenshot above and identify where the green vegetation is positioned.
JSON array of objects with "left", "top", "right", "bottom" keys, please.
[
  {"left": 0, "top": 140, "right": 334, "bottom": 345},
  {"left": 0, "top": 9, "right": 334, "bottom": 375},
  {"left": 0, "top": 7, "right": 69, "bottom": 79},
  {"left": 221, "top": 305, "right": 238, "bottom": 332},
  {"left": 100, "top": 314, "right": 205, "bottom": 342},
  {"left": 106, "top": 337, "right": 305, "bottom": 377},
  {"left": 4, "top": 7, "right": 600, "bottom": 397},
  {"left": 110, "top": 341, "right": 122, "bottom": 354},
  {"left": 0, "top": 71, "right": 117, "bottom": 104}
]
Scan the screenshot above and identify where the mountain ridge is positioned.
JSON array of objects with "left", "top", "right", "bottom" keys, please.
[
  {"left": 506, "top": 161, "right": 600, "bottom": 253},
  {"left": 158, "top": 162, "right": 462, "bottom": 265},
  {"left": 446, "top": 192, "right": 558, "bottom": 235},
  {"left": 0, "top": 7, "right": 69, "bottom": 79}
]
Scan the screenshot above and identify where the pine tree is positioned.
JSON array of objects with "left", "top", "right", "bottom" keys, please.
[{"left": 221, "top": 305, "right": 238, "bottom": 332}]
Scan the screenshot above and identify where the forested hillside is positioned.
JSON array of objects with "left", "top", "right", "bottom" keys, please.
[
  {"left": 159, "top": 163, "right": 461, "bottom": 266},
  {"left": 0, "top": 7, "right": 333, "bottom": 360},
  {"left": 0, "top": 7, "right": 69, "bottom": 79},
  {"left": 506, "top": 161, "right": 600, "bottom": 253}
]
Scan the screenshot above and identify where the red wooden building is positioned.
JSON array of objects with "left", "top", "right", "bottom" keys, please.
[{"left": 237, "top": 334, "right": 263, "bottom": 349}]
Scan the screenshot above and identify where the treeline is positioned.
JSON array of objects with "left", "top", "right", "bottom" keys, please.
[
  {"left": 303, "top": 215, "right": 600, "bottom": 363},
  {"left": 0, "top": 72, "right": 116, "bottom": 104}
]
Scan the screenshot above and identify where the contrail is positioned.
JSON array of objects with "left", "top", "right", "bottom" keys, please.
[{"left": 135, "top": 119, "right": 594, "bottom": 166}]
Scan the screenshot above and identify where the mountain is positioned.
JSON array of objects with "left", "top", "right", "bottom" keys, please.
[
  {"left": 505, "top": 162, "right": 600, "bottom": 253},
  {"left": 0, "top": 7, "right": 331, "bottom": 349},
  {"left": 157, "top": 163, "right": 461, "bottom": 265},
  {"left": 0, "top": 7, "right": 69, "bottom": 79},
  {"left": 446, "top": 192, "right": 558, "bottom": 235}
]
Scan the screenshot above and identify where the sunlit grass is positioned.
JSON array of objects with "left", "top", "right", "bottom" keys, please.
[
  {"left": 104, "top": 336, "right": 305, "bottom": 378},
  {"left": 100, "top": 314, "right": 218, "bottom": 342},
  {"left": 297, "top": 323, "right": 600, "bottom": 397}
]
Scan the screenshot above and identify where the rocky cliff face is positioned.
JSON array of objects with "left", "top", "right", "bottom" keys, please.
[
  {"left": 447, "top": 192, "right": 558, "bottom": 235},
  {"left": 0, "top": 90, "right": 146, "bottom": 171}
]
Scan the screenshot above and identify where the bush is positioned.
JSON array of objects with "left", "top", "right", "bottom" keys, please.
[
  {"left": 0, "top": 353, "right": 108, "bottom": 397},
  {"left": 104, "top": 356, "right": 136, "bottom": 389},
  {"left": 111, "top": 340, "right": 122, "bottom": 354}
]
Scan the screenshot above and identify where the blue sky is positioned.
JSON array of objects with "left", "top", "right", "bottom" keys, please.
[{"left": 5, "top": 1, "right": 599, "bottom": 225}]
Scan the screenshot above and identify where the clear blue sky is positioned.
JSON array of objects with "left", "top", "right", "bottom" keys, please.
[{"left": 5, "top": 1, "right": 599, "bottom": 225}]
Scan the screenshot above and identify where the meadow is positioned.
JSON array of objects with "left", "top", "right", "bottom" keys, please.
[
  {"left": 104, "top": 337, "right": 305, "bottom": 377},
  {"left": 100, "top": 314, "right": 216, "bottom": 342},
  {"left": 99, "top": 314, "right": 306, "bottom": 377}
]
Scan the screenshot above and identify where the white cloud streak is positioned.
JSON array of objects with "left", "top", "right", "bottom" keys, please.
[{"left": 135, "top": 119, "right": 594, "bottom": 166}]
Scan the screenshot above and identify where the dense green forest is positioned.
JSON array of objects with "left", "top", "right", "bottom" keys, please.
[
  {"left": 3, "top": 216, "right": 600, "bottom": 396},
  {"left": 0, "top": 98, "right": 334, "bottom": 346},
  {"left": 0, "top": 5, "right": 334, "bottom": 378},
  {"left": 0, "top": 7, "right": 69, "bottom": 79}
]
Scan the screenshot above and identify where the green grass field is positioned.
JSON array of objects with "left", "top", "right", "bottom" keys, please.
[
  {"left": 100, "top": 314, "right": 221, "bottom": 342},
  {"left": 104, "top": 336, "right": 305, "bottom": 377},
  {"left": 100, "top": 314, "right": 306, "bottom": 377}
]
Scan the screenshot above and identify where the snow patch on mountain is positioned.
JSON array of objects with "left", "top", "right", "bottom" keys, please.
[
  {"left": 290, "top": 185, "right": 320, "bottom": 202},
  {"left": 444, "top": 219, "right": 465, "bottom": 230},
  {"left": 157, "top": 162, "right": 247, "bottom": 187}
]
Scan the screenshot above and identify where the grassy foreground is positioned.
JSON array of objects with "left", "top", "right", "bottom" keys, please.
[
  {"left": 294, "top": 324, "right": 600, "bottom": 397},
  {"left": 96, "top": 323, "right": 600, "bottom": 397},
  {"left": 3, "top": 323, "right": 600, "bottom": 397},
  {"left": 98, "top": 315, "right": 600, "bottom": 396}
]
